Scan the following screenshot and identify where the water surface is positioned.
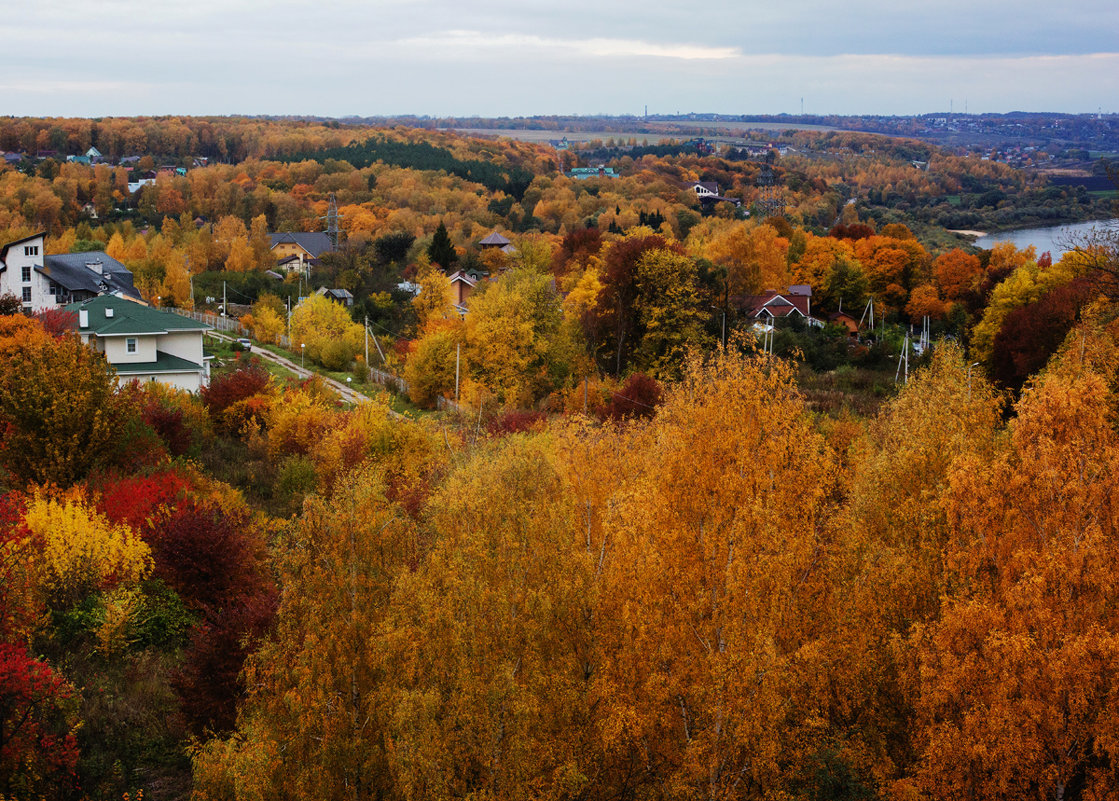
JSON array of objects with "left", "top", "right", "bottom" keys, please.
[{"left": 972, "top": 219, "right": 1117, "bottom": 258}]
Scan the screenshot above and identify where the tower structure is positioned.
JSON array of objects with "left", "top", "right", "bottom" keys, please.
[
  {"left": 322, "top": 193, "right": 343, "bottom": 250},
  {"left": 754, "top": 150, "right": 785, "bottom": 219}
]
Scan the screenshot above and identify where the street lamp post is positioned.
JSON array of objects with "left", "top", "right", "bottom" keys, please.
[
  {"left": 968, "top": 361, "right": 980, "bottom": 400},
  {"left": 301, "top": 343, "right": 305, "bottom": 370}
]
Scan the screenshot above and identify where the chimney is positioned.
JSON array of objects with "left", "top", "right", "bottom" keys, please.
[
  {"left": 79, "top": 309, "right": 88, "bottom": 328},
  {"left": 105, "top": 307, "right": 114, "bottom": 318}
]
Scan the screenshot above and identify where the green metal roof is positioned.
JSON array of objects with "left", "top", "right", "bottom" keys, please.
[
  {"left": 112, "top": 351, "right": 204, "bottom": 375},
  {"left": 68, "top": 295, "right": 209, "bottom": 337}
]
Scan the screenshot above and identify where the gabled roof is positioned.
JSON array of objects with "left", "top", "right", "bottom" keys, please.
[
  {"left": 735, "top": 288, "right": 811, "bottom": 318},
  {"left": 269, "top": 232, "right": 333, "bottom": 258},
  {"left": 67, "top": 295, "right": 209, "bottom": 337},
  {"left": 42, "top": 252, "right": 141, "bottom": 300},
  {"left": 316, "top": 287, "right": 354, "bottom": 301},
  {"left": 447, "top": 271, "right": 478, "bottom": 287},
  {"left": 0, "top": 231, "right": 46, "bottom": 262}
]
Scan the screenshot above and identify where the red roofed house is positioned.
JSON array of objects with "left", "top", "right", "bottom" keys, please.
[
  {"left": 446, "top": 271, "right": 478, "bottom": 312},
  {"left": 737, "top": 285, "right": 821, "bottom": 326}
]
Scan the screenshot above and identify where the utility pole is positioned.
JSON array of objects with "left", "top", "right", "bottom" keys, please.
[
  {"left": 364, "top": 314, "right": 369, "bottom": 367},
  {"left": 455, "top": 343, "right": 461, "bottom": 404}
]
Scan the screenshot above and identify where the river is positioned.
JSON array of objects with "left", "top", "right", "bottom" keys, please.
[{"left": 971, "top": 219, "right": 1118, "bottom": 258}]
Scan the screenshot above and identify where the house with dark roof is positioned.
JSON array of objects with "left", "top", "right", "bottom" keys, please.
[
  {"left": 69, "top": 295, "right": 211, "bottom": 392},
  {"left": 269, "top": 232, "right": 334, "bottom": 274},
  {"left": 685, "top": 181, "right": 742, "bottom": 208},
  {"left": 477, "top": 230, "right": 517, "bottom": 255},
  {"left": 315, "top": 286, "right": 354, "bottom": 307},
  {"left": 0, "top": 233, "right": 141, "bottom": 312}
]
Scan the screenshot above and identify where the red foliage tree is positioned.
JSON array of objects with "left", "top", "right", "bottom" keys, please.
[
  {"left": 0, "top": 643, "right": 80, "bottom": 800},
  {"left": 92, "top": 470, "right": 191, "bottom": 534},
  {"left": 592, "top": 235, "right": 675, "bottom": 375},
  {"left": 990, "top": 277, "right": 1095, "bottom": 390},
  {"left": 200, "top": 360, "right": 270, "bottom": 421},
  {"left": 604, "top": 372, "right": 664, "bottom": 421},
  {"left": 148, "top": 500, "right": 277, "bottom": 735},
  {"left": 31, "top": 309, "right": 77, "bottom": 339},
  {"left": 829, "top": 223, "right": 875, "bottom": 241},
  {"left": 552, "top": 227, "right": 603, "bottom": 277}
]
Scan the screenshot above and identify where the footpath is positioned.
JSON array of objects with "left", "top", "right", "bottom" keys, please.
[{"left": 207, "top": 331, "right": 373, "bottom": 405}]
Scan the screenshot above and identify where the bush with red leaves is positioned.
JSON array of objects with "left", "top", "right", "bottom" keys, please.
[
  {"left": 487, "top": 409, "right": 547, "bottom": 436},
  {"left": 603, "top": 373, "right": 663, "bottom": 421},
  {"left": 141, "top": 402, "right": 196, "bottom": 456},
  {"left": 0, "top": 643, "right": 80, "bottom": 800},
  {"left": 93, "top": 470, "right": 192, "bottom": 535},
  {"left": 148, "top": 500, "right": 277, "bottom": 734},
  {"left": 172, "top": 592, "right": 276, "bottom": 734},
  {"left": 31, "top": 309, "right": 77, "bottom": 339},
  {"left": 990, "top": 277, "right": 1096, "bottom": 391},
  {"left": 829, "top": 223, "right": 875, "bottom": 241},
  {"left": 200, "top": 361, "right": 270, "bottom": 421}
]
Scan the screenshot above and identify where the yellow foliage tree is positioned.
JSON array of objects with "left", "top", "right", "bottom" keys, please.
[
  {"left": 594, "top": 348, "right": 835, "bottom": 798},
  {"left": 915, "top": 327, "right": 1119, "bottom": 801},
  {"left": 23, "top": 488, "right": 151, "bottom": 603},
  {"left": 705, "top": 221, "right": 790, "bottom": 296},
  {"left": 289, "top": 293, "right": 364, "bottom": 367}
]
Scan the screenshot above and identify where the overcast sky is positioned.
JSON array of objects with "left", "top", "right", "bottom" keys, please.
[{"left": 4, "top": 0, "right": 1117, "bottom": 118}]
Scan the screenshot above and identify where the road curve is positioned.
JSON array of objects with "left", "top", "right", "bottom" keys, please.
[{"left": 207, "top": 332, "right": 373, "bottom": 405}]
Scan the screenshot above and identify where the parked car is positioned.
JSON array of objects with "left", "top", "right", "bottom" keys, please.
[{"left": 236, "top": 337, "right": 252, "bottom": 351}]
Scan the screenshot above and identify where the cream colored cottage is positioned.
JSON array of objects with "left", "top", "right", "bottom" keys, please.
[{"left": 69, "top": 295, "right": 211, "bottom": 392}]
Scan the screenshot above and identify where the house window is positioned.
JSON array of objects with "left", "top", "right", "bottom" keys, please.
[
  {"left": 21, "top": 266, "right": 31, "bottom": 282},
  {"left": 126, "top": 338, "right": 137, "bottom": 354},
  {"left": 24, "top": 245, "right": 38, "bottom": 256},
  {"left": 21, "top": 287, "right": 31, "bottom": 303}
]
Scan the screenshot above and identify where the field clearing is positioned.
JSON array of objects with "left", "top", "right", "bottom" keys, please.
[
  {"left": 450, "top": 128, "right": 679, "bottom": 144},
  {"left": 450, "top": 119, "right": 840, "bottom": 145}
]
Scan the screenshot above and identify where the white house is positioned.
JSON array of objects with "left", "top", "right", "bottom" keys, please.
[
  {"left": 0, "top": 233, "right": 142, "bottom": 312},
  {"left": 0, "top": 233, "right": 48, "bottom": 310},
  {"left": 68, "top": 295, "right": 211, "bottom": 392}
]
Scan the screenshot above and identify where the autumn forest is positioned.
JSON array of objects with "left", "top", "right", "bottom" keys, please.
[{"left": 1, "top": 114, "right": 1119, "bottom": 801}]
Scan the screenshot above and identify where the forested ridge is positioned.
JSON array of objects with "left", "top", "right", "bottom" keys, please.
[{"left": 1, "top": 116, "right": 1119, "bottom": 800}]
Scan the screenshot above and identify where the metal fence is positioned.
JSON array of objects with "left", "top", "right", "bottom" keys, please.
[{"left": 172, "top": 308, "right": 249, "bottom": 337}]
